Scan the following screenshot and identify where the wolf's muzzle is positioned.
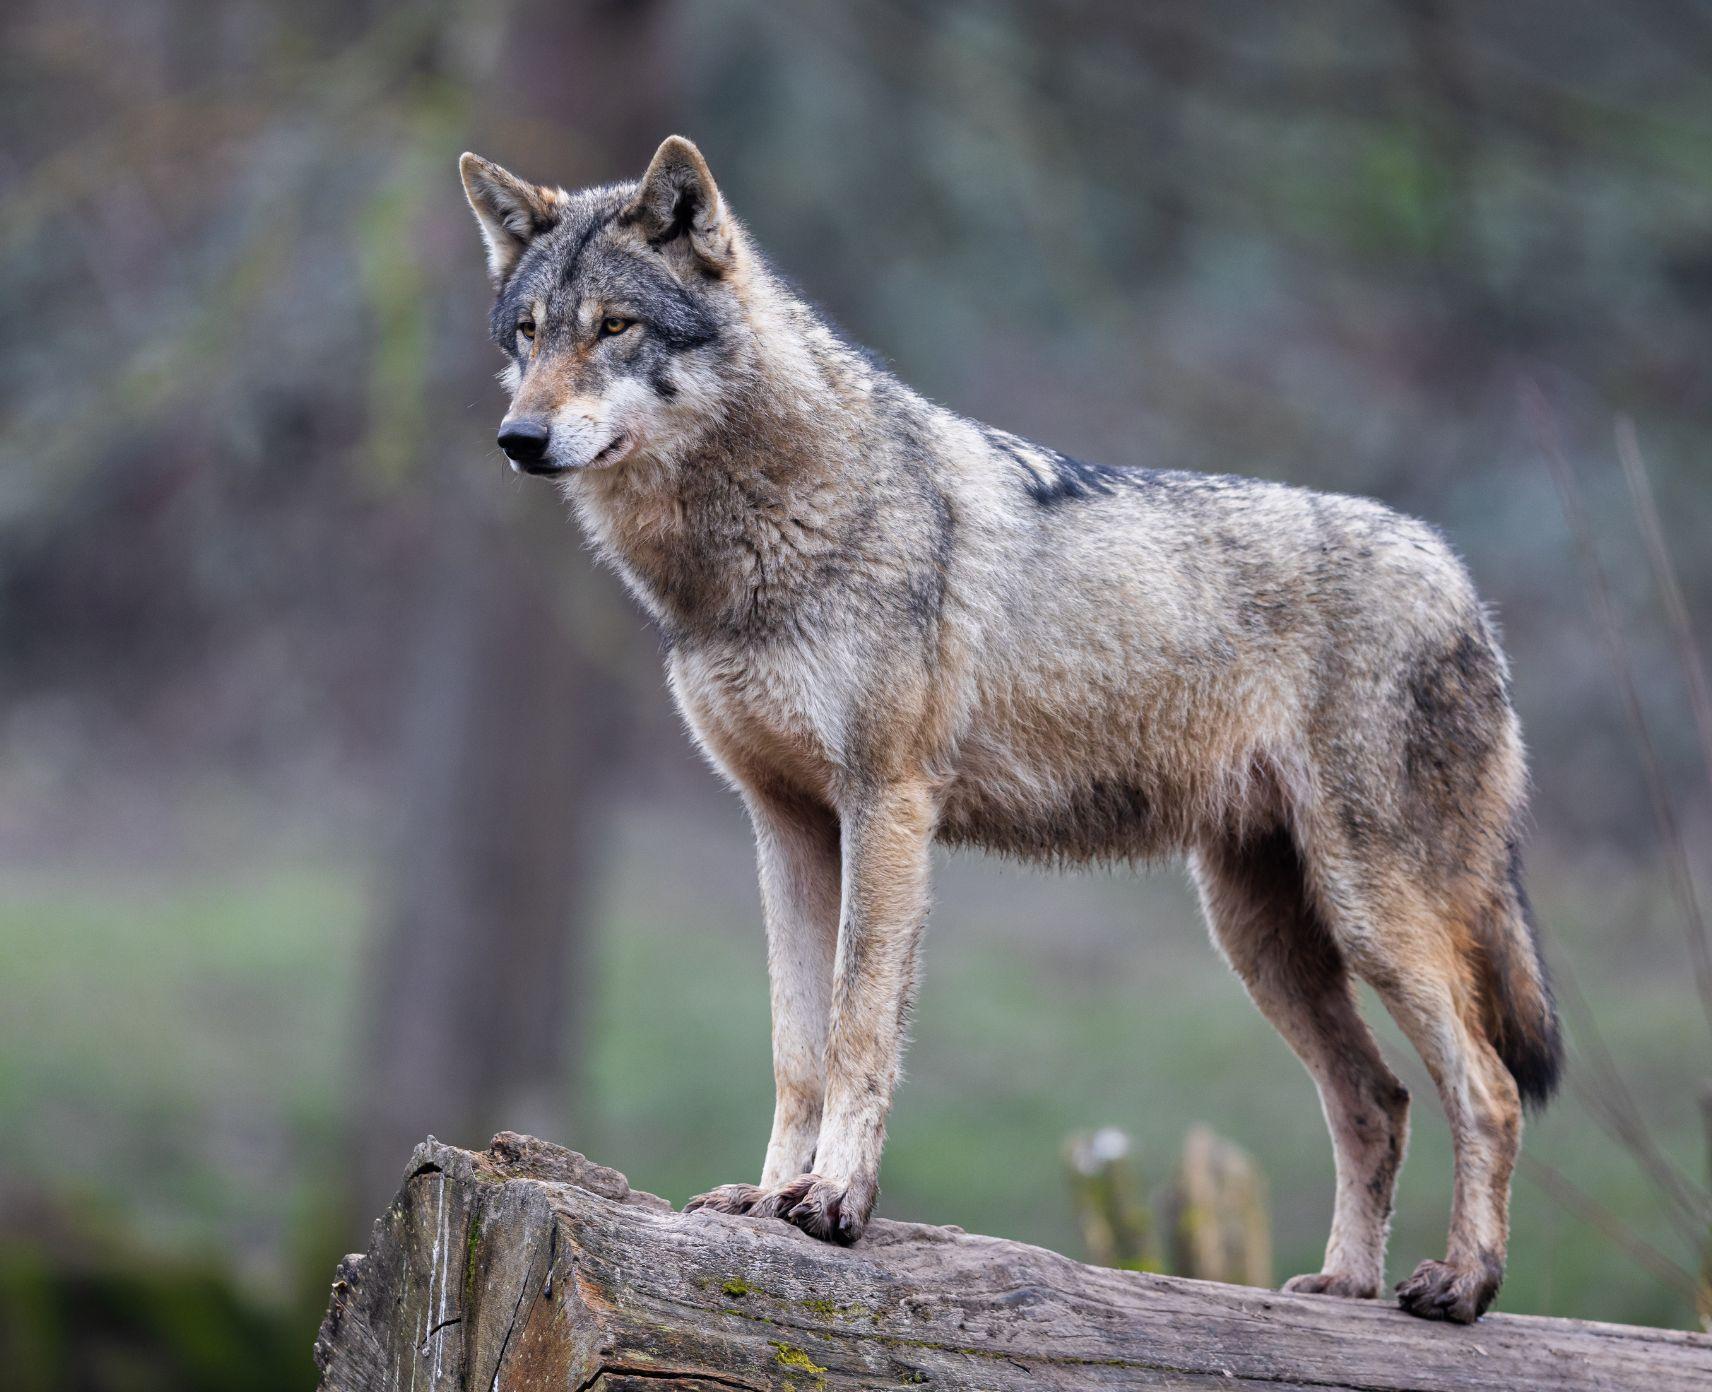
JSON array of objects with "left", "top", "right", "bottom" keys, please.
[{"left": 497, "top": 418, "right": 553, "bottom": 472}]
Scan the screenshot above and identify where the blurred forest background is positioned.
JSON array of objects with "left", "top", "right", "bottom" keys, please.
[{"left": 3, "top": 0, "right": 1711, "bottom": 1385}]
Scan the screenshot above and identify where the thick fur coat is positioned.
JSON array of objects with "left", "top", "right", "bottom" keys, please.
[{"left": 460, "top": 136, "right": 1561, "bottom": 1323}]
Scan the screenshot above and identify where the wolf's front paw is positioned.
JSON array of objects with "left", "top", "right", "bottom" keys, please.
[
  {"left": 683, "top": 1177, "right": 812, "bottom": 1220},
  {"left": 781, "top": 1172, "right": 874, "bottom": 1245},
  {"left": 683, "top": 1182, "right": 767, "bottom": 1217},
  {"left": 685, "top": 1173, "right": 875, "bottom": 1243},
  {"left": 1282, "top": 1271, "right": 1379, "bottom": 1299},
  {"left": 1395, "top": 1255, "right": 1501, "bottom": 1323}
]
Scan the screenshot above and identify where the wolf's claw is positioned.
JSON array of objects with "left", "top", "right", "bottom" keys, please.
[
  {"left": 1395, "top": 1256, "right": 1502, "bottom": 1323},
  {"left": 686, "top": 1172, "right": 873, "bottom": 1244},
  {"left": 1282, "top": 1271, "right": 1379, "bottom": 1299}
]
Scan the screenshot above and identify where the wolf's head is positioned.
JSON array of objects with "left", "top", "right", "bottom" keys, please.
[{"left": 459, "top": 136, "right": 744, "bottom": 476}]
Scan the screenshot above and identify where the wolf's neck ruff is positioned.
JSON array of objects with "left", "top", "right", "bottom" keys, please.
[{"left": 565, "top": 309, "right": 886, "bottom": 640}]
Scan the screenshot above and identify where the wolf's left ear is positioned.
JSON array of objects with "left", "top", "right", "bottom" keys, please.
[
  {"left": 622, "top": 136, "right": 734, "bottom": 274},
  {"left": 459, "top": 153, "right": 563, "bottom": 288}
]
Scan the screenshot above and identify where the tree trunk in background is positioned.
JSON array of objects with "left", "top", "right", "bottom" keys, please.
[
  {"left": 353, "top": 492, "right": 616, "bottom": 1216},
  {"left": 351, "top": 0, "right": 673, "bottom": 1219}
]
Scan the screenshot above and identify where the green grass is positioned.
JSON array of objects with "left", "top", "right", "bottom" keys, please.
[
  {"left": 0, "top": 866, "right": 364, "bottom": 1275},
  {"left": 0, "top": 831, "right": 1706, "bottom": 1343}
]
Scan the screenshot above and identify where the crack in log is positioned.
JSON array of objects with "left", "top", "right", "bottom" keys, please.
[
  {"left": 571, "top": 1364, "right": 766, "bottom": 1392},
  {"left": 483, "top": 1227, "right": 549, "bottom": 1384},
  {"left": 420, "top": 1315, "right": 463, "bottom": 1348},
  {"left": 686, "top": 1295, "right": 1410, "bottom": 1389}
]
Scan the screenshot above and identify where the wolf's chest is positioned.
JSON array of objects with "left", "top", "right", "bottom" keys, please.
[{"left": 668, "top": 643, "right": 849, "bottom": 801}]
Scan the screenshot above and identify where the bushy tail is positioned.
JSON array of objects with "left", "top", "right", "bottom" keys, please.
[{"left": 1479, "top": 839, "right": 1564, "bottom": 1110}]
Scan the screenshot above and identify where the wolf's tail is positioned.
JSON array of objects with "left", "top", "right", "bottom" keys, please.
[{"left": 1478, "top": 839, "right": 1564, "bottom": 1110}]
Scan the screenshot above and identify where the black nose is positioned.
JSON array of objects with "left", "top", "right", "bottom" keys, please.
[{"left": 497, "top": 418, "right": 551, "bottom": 467}]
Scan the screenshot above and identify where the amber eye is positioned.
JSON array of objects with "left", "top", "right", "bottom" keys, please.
[
  {"left": 600, "top": 316, "right": 632, "bottom": 337},
  {"left": 516, "top": 319, "right": 536, "bottom": 341}
]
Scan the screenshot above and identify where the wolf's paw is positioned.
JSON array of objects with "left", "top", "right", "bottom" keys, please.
[
  {"left": 685, "top": 1173, "right": 875, "bottom": 1243},
  {"left": 1282, "top": 1271, "right": 1379, "bottom": 1299},
  {"left": 684, "top": 1176, "right": 815, "bottom": 1221},
  {"left": 1395, "top": 1255, "right": 1502, "bottom": 1324},
  {"left": 780, "top": 1172, "right": 873, "bottom": 1245},
  {"left": 683, "top": 1182, "right": 767, "bottom": 1216},
  {"left": 734, "top": 1173, "right": 819, "bottom": 1221}
]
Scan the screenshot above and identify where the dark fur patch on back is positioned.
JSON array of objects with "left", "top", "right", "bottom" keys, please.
[
  {"left": 1021, "top": 452, "right": 1129, "bottom": 506},
  {"left": 980, "top": 427, "right": 1132, "bottom": 506},
  {"left": 976, "top": 426, "right": 1253, "bottom": 511}
]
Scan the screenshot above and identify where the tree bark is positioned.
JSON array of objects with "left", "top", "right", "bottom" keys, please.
[{"left": 316, "top": 1134, "right": 1712, "bottom": 1391}]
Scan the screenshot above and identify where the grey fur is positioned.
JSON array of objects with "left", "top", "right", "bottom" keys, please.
[{"left": 460, "top": 137, "right": 1560, "bottom": 1322}]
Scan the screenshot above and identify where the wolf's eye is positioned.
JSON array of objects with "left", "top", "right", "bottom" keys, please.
[
  {"left": 516, "top": 319, "right": 536, "bottom": 341},
  {"left": 600, "top": 316, "right": 632, "bottom": 337}
]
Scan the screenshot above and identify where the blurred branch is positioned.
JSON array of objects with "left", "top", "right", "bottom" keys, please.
[
  {"left": 0, "top": 5, "right": 449, "bottom": 259},
  {"left": 0, "top": 2, "right": 459, "bottom": 531},
  {"left": 1527, "top": 382, "right": 1712, "bottom": 1046},
  {"left": 1161, "top": 1124, "right": 1271, "bottom": 1288},
  {"left": 1553, "top": 953, "right": 1711, "bottom": 1232},
  {"left": 1520, "top": 1151, "right": 1702, "bottom": 1302},
  {"left": 1617, "top": 417, "right": 1712, "bottom": 804},
  {"left": 0, "top": 210, "right": 302, "bottom": 531}
]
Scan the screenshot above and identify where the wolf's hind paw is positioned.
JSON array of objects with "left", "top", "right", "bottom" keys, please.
[
  {"left": 1282, "top": 1271, "right": 1379, "bottom": 1299},
  {"left": 1395, "top": 1256, "right": 1502, "bottom": 1323}
]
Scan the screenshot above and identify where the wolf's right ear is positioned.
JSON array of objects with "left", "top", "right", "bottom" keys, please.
[{"left": 459, "top": 153, "right": 563, "bottom": 288}]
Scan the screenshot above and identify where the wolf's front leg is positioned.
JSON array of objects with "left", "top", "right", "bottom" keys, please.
[
  {"left": 686, "top": 790, "right": 840, "bottom": 1220},
  {"left": 782, "top": 777, "right": 935, "bottom": 1244},
  {"left": 754, "top": 793, "right": 843, "bottom": 1184}
]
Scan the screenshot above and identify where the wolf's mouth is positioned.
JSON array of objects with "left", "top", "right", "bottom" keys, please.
[
  {"left": 583, "top": 432, "right": 632, "bottom": 469},
  {"left": 511, "top": 431, "right": 633, "bottom": 477}
]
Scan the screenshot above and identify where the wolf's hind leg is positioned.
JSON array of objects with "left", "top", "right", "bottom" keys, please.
[
  {"left": 1329, "top": 884, "right": 1521, "bottom": 1323},
  {"left": 1193, "top": 830, "right": 1410, "bottom": 1300}
]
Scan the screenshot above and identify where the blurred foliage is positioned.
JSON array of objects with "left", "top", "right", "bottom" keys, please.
[
  {"left": 0, "top": 1228, "right": 302, "bottom": 1392},
  {"left": 1065, "top": 1127, "right": 1161, "bottom": 1272},
  {"left": 2, "top": 0, "right": 1712, "bottom": 1384}
]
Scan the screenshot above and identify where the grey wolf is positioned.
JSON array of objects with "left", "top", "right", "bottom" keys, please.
[{"left": 458, "top": 135, "right": 1561, "bottom": 1323}]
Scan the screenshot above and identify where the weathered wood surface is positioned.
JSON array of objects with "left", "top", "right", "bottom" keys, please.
[{"left": 315, "top": 1133, "right": 1712, "bottom": 1390}]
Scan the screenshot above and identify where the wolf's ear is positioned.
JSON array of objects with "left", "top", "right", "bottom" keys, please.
[
  {"left": 459, "top": 153, "right": 563, "bottom": 288},
  {"left": 622, "top": 136, "right": 734, "bottom": 274}
]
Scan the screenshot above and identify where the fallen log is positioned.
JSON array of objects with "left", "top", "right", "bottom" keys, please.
[{"left": 314, "top": 1132, "right": 1712, "bottom": 1390}]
